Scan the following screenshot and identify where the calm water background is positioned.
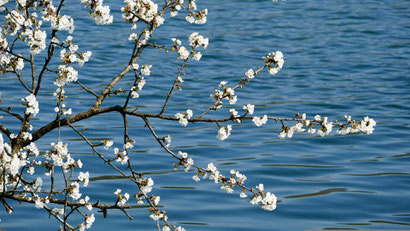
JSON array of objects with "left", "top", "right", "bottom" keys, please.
[{"left": 1, "top": 0, "right": 410, "bottom": 230}]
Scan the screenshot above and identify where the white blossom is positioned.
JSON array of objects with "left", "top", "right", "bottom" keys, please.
[
  {"left": 164, "top": 135, "right": 171, "bottom": 147},
  {"left": 141, "top": 178, "right": 154, "bottom": 195},
  {"left": 175, "top": 109, "right": 193, "bottom": 127},
  {"left": 189, "top": 32, "right": 209, "bottom": 49},
  {"left": 192, "top": 175, "right": 200, "bottom": 182},
  {"left": 245, "top": 69, "right": 255, "bottom": 79},
  {"left": 104, "top": 140, "right": 113, "bottom": 149},
  {"left": 193, "top": 52, "right": 202, "bottom": 61},
  {"left": 178, "top": 46, "right": 190, "bottom": 60},
  {"left": 78, "top": 171, "right": 90, "bottom": 187},
  {"left": 217, "top": 125, "right": 232, "bottom": 141},
  {"left": 69, "top": 182, "right": 82, "bottom": 200},
  {"left": 240, "top": 191, "right": 247, "bottom": 198},
  {"left": 82, "top": 0, "right": 113, "bottom": 25},
  {"left": 85, "top": 214, "right": 95, "bottom": 229},
  {"left": 252, "top": 115, "right": 268, "bottom": 127},
  {"left": 243, "top": 104, "right": 255, "bottom": 115},
  {"left": 141, "top": 65, "right": 152, "bottom": 76}
]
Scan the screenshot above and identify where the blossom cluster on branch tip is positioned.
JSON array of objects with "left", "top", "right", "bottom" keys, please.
[
  {"left": 42, "top": 1, "right": 75, "bottom": 33},
  {"left": 173, "top": 32, "right": 208, "bottom": 61},
  {"left": 122, "top": 0, "right": 163, "bottom": 28},
  {"left": 217, "top": 81, "right": 237, "bottom": 104},
  {"left": 264, "top": 51, "right": 284, "bottom": 75},
  {"left": 186, "top": 7, "right": 208, "bottom": 24},
  {"left": 21, "top": 94, "right": 39, "bottom": 116},
  {"left": 82, "top": 0, "right": 113, "bottom": 25},
  {"left": 191, "top": 163, "right": 277, "bottom": 211},
  {"left": 60, "top": 37, "right": 92, "bottom": 67},
  {"left": 243, "top": 104, "right": 255, "bottom": 115},
  {"left": 278, "top": 113, "right": 377, "bottom": 138}
]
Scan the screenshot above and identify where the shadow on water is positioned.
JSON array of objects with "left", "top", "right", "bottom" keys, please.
[{"left": 284, "top": 188, "right": 375, "bottom": 199}]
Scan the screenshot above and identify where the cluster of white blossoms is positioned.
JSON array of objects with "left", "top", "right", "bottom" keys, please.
[
  {"left": 69, "top": 182, "right": 82, "bottom": 200},
  {"left": 217, "top": 81, "right": 238, "bottom": 104},
  {"left": 129, "top": 64, "right": 147, "bottom": 98},
  {"left": 0, "top": 52, "right": 24, "bottom": 72},
  {"left": 220, "top": 169, "right": 248, "bottom": 194},
  {"left": 54, "top": 103, "right": 72, "bottom": 116},
  {"left": 140, "top": 177, "right": 154, "bottom": 195},
  {"left": 4, "top": 10, "right": 25, "bottom": 35},
  {"left": 41, "top": 1, "right": 74, "bottom": 33},
  {"left": 81, "top": 0, "right": 113, "bottom": 25},
  {"left": 114, "top": 147, "right": 129, "bottom": 165},
  {"left": 79, "top": 196, "right": 93, "bottom": 211},
  {"left": 170, "top": 0, "right": 184, "bottom": 17},
  {"left": 60, "top": 37, "right": 92, "bottom": 67},
  {"left": 78, "top": 171, "right": 90, "bottom": 187},
  {"left": 123, "top": 140, "right": 135, "bottom": 149},
  {"left": 0, "top": 134, "right": 28, "bottom": 187},
  {"left": 122, "top": 0, "right": 164, "bottom": 28},
  {"left": 229, "top": 109, "right": 242, "bottom": 123},
  {"left": 44, "top": 142, "right": 82, "bottom": 175},
  {"left": 177, "top": 45, "right": 190, "bottom": 60},
  {"left": 339, "top": 115, "right": 377, "bottom": 135},
  {"left": 193, "top": 163, "right": 277, "bottom": 211},
  {"left": 129, "top": 30, "right": 152, "bottom": 47},
  {"left": 164, "top": 135, "right": 171, "bottom": 147},
  {"left": 278, "top": 113, "right": 377, "bottom": 138},
  {"left": 33, "top": 194, "right": 50, "bottom": 209},
  {"left": 4, "top": 9, "right": 47, "bottom": 55},
  {"left": 103, "top": 140, "right": 114, "bottom": 149},
  {"left": 243, "top": 104, "right": 255, "bottom": 115},
  {"left": 175, "top": 109, "right": 193, "bottom": 127},
  {"left": 245, "top": 68, "right": 255, "bottom": 79},
  {"left": 141, "top": 64, "right": 152, "bottom": 76},
  {"left": 264, "top": 51, "right": 284, "bottom": 75},
  {"left": 21, "top": 94, "right": 39, "bottom": 116},
  {"left": 217, "top": 125, "right": 232, "bottom": 141},
  {"left": 186, "top": 8, "right": 208, "bottom": 24},
  {"left": 173, "top": 32, "right": 208, "bottom": 61},
  {"left": 177, "top": 151, "right": 194, "bottom": 171},
  {"left": 250, "top": 184, "right": 277, "bottom": 211},
  {"left": 114, "top": 189, "right": 130, "bottom": 206},
  {"left": 189, "top": 32, "right": 209, "bottom": 49},
  {"left": 253, "top": 115, "right": 268, "bottom": 127},
  {"left": 78, "top": 213, "right": 95, "bottom": 230},
  {"left": 54, "top": 65, "right": 78, "bottom": 87}
]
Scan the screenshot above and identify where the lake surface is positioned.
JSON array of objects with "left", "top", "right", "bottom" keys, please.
[{"left": 0, "top": 0, "right": 409, "bottom": 230}]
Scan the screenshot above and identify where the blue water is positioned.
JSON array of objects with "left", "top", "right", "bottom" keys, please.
[{"left": 1, "top": 0, "right": 410, "bottom": 230}]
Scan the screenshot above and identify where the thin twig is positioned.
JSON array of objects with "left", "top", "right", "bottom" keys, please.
[{"left": 76, "top": 81, "right": 98, "bottom": 98}]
